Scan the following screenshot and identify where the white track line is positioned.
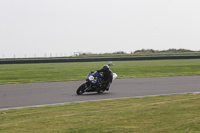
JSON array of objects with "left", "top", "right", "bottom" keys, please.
[{"left": 1, "top": 92, "right": 200, "bottom": 111}]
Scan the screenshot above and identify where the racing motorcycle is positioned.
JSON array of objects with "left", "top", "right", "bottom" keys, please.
[{"left": 76, "top": 62, "right": 117, "bottom": 95}]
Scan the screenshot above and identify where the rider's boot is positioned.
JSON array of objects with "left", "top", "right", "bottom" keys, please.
[
  {"left": 105, "top": 86, "right": 109, "bottom": 91},
  {"left": 105, "top": 82, "right": 111, "bottom": 91}
]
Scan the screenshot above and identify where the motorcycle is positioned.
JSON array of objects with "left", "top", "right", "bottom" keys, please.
[{"left": 76, "top": 62, "right": 117, "bottom": 95}]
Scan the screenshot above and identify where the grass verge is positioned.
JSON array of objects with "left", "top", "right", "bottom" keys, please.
[
  {"left": 1, "top": 93, "right": 200, "bottom": 132},
  {"left": 0, "top": 59, "right": 200, "bottom": 84}
]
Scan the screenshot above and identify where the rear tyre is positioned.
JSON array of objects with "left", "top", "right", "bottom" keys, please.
[
  {"left": 97, "top": 89, "right": 105, "bottom": 94},
  {"left": 76, "top": 84, "right": 86, "bottom": 95}
]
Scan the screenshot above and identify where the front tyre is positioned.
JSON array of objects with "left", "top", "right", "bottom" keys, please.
[{"left": 76, "top": 83, "right": 86, "bottom": 95}]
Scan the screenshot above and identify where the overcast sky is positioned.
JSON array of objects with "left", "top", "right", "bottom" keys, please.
[{"left": 0, "top": 0, "right": 200, "bottom": 58}]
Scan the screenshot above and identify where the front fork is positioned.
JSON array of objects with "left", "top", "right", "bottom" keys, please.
[
  {"left": 84, "top": 82, "right": 91, "bottom": 92},
  {"left": 84, "top": 81, "right": 89, "bottom": 87}
]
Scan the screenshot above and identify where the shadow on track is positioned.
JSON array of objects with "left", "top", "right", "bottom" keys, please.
[{"left": 76, "top": 92, "right": 112, "bottom": 96}]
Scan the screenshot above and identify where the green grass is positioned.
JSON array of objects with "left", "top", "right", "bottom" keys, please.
[
  {"left": 1, "top": 59, "right": 200, "bottom": 132},
  {"left": 1, "top": 93, "right": 200, "bottom": 132},
  {"left": 1, "top": 59, "right": 200, "bottom": 84}
]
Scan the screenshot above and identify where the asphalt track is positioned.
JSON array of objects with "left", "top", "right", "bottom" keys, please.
[{"left": 0, "top": 76, "right": 200, "bottom": 110}]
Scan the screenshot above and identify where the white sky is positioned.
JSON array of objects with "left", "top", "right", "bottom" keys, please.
[{"left": 0, "top": 0, "right": 200, "bottom": 58}]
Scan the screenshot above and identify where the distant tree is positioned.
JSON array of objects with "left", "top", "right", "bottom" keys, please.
[
  {"left": 113, "top": 51, "right": 126, "bottom": 54},
  {"left": 134, "top": 48, "right": 193, "bottom": 53}
]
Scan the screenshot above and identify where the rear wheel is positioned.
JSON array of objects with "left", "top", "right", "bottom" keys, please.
[
  {"left": 76, "top": 84, "right": 86, "bottom": 95},
  {"left": 97, "top": 89, "right": 105, "bottom": 94}
]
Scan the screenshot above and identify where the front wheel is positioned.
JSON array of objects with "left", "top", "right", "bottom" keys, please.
[{"left": 76, "top": 83, "right": 86, "bottom": 95}]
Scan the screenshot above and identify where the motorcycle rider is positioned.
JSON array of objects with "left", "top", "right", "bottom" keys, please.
[{"left": 96, "top": 65, "right": 113, "bottom": 91}]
